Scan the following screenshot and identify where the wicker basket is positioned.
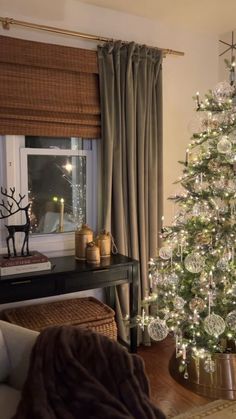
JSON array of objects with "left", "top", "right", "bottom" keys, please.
[{"left": 2, "top": 297, "right": 117, "bottom": 341}]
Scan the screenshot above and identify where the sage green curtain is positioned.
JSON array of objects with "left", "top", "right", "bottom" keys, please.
[{"left": 97, "top": 41, "right": 163, "bottom": 341}]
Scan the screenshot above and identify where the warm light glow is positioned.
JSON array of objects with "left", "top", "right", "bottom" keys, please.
[{"left": 64, "top": 163, "right": 73, "bottom": 172}]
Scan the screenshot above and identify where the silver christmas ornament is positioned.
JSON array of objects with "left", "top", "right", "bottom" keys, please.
[
  {"left": 152, "top": 273, "right": 166, "bottom": 287},
  {"left": 217, "top": 257, "right": 229, "bottom": 270},
  {"left": 217, "top": 136, "right": 232, "bottom": 154},
  {"left": 148, "top": 318, "right": 169, "bottom": 341},
  {"left": 159, "top": 246, "right": 172, "bottom": 260},
  {"left": 184, "top": 253, "right": 205, "bottom": 274},
  {"left": 204, "top": 313, "right": 226, "bottom": 336},
  {"left": 213, "top": 81, "right": 234, "bottom": 103},
  {"left": 189, "top": 297, "right": 205, "bottom": 313},
  {"left": 166, "top": 272, "right": 179, "bottom": 286},
  {"left": 226, "top": 310, "right": 236, "bottom": 332},
  {"left": 173, "top": 295, "right": 186, "bottom": 310}
]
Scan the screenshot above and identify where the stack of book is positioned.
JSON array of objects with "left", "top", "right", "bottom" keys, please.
[{"left": 0, "top": 251, "right": 51, "bottom": 276}]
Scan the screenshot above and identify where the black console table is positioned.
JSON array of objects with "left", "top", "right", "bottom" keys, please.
[{"left": 0, "top": 254, "right": 139, "bottom": 352}]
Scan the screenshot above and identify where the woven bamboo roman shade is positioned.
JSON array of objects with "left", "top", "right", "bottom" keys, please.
[{"left": 0, "top": 35, "right": 101, "bottom": 138}]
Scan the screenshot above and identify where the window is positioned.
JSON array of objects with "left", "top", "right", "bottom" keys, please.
[{"left": 0, "top": 136, "right": 100, "bottom": 256}]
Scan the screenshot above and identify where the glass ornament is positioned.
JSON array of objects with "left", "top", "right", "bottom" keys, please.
[
  {"left": 173, "top": 295, "right": 185, "bottom": 310},
  {"left": 215, "top": 178, "right": 226, "bottom": 190},
  {"left": 166, "top": 272, "right": 179, "bottom": 286},
  {"left": 159, "top": 246, "right": 172, "bottom": 260},
  {"left": 217, "top": 136, "right": 232, "bottom": 154},
  {"left": 152, "top": 273, "right": 165, "bottom": 287},
  {"left": 192, "top": 202, "right": 209, "bottom": 218},
  {"left": 204, "top": 313, "right": 226, "bottom": 336},
  {"left": 189, "top": 297, "right": 205, "bottom": 313},
  {"left": 212, "top": 81, "right": 234, "bottom": 103},
  {"left": 195, "top": 232, "right": 211, "bottom": 245},
  {"left": 147, "top": 318, "right": 169, "bottom": 341},
  {"left": 204, "top": 357, "right": 215, "bottom": 373},
  {"left": 226, "top": 310, "right": 236, "bottom": 332},
  {"left": 184, "top": 253, "right": 205, "bottom": 274},
  {"left": 217, "top": 257, "right": 229, "bottom": 270}
]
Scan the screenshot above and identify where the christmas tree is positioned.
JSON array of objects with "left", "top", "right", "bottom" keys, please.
[{"left": 138, "top": 78, "right": 236, "bottom": 377}]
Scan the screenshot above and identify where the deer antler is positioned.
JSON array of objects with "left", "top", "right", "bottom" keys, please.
[
  {"left": 1, "top": 187, "right": 25, "bottom": 206},
  {"left": 0, "top": 187, "right": 26, "bottom": 219}
]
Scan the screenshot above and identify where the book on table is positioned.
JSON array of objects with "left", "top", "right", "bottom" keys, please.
[{"left": 0, "top": 251, "right": 51, "bottom": 276}]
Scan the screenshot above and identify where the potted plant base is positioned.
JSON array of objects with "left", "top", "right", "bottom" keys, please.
[{"left": 169, "top": 352, "right": 236, "bottom": 400}]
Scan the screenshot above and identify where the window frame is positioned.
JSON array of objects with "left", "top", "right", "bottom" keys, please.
[{"left": 0, "top": 136, "right": 99, "bottom": 256}]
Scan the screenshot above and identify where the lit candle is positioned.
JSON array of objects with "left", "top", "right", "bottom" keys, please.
[
  {"left": 149, "top": 273, "right": 153, "bottom": 293},
  {"left": 59, "top": 198, "right": 64, "bottom": 232},
  {"left": 185, "top": 148, "right": 189, "bottom": 166},
  {"left": 196, "top": 91, "right": 200, "bottom": 108},
  {"left": 142, "top": 308, "right": 145, "bottom": 325},
  {"left": 161, "top": 215, "right": 164, "bottom": 232}
]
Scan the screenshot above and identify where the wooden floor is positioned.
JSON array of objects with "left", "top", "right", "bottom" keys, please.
[{"left": 138, "top": 337, "right": 211, "bottom": 418}]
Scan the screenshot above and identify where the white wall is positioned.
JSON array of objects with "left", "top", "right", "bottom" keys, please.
[{"left": 0, "top": 0, "right": 218, "bottom": 227}]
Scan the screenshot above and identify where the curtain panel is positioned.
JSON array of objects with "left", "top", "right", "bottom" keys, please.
[
  {"left": 98, "top": 42, "right": 163, "bottom": 321},
  {"left": 0, "top": 36, "right": 101, "bottom": 138}
]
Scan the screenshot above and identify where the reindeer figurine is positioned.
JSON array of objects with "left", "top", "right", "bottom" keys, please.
[{"left": 0, "top": 187, "right": 31, "bottom": 258}]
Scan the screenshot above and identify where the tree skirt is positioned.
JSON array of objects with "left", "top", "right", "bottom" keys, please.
[{"left": 173, "top": 400, "right": 236, "bottom": 419}]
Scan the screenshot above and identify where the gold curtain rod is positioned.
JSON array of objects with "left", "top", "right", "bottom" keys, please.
[{"left": 0, "top": 16, "right": 184, "bottom": 57}]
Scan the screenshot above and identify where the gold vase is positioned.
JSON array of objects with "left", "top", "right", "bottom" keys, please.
[
  {"left": 169, "top": 351, "right": 236, "bottom": 400},
  {"left": 86, "top": 242, "right": 100, "bottom": 264},
  {"left": 75, "top": 224, "right": 93, "bottom": 260},
  {"left": 96, "top": 230, "right": 111, "bottom": 258}
]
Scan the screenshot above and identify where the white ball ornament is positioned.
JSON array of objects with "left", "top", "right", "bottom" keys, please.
[
  {"left": 166, "top": 273, "right": 179, "bottom": 286},
  {"left": 173, "top": 296, "right": 186, "bottom": 310},
  {"left": 226, "top": 310, "right": 236, "bottom": 332},
  {"left": 159, "top": 246, "right": 172, "bottom": 260},
  {"left": 184, "top": 253, "right": 205, "bottom": 274},
  {"left": 189, "top": 297, "right": 205, "bottom": 313},
  {"left": 148, "top": 318, "right": 169, "bottom": 341},
  {"left": 217, "top": 136, "right": 232, "bottom": 154},
  {"left": 213, "top": 81, "right": 234, "bottom": 103},
  {"left": 204, "top": 313, "right": 226, "bottom": 336}
]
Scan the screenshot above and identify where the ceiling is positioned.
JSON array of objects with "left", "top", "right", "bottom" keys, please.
[{"left": 80, "top": 0, "right": 236, "bottom": 34}]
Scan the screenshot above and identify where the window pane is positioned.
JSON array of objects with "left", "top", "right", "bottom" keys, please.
[
  {"left": 26, "top": 137, "right": 92, "bottom": 150},
  {"left": 28, "top": 155, "right": 86, "bottom": 234}
]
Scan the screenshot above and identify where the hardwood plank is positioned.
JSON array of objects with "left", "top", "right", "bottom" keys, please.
[{"left": 138, "top": 336, "right": 211, "bottom": 418}]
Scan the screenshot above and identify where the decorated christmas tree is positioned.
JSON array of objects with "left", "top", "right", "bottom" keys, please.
[{"left": 138, "top": 78, "right": 236, "bottom": 377}]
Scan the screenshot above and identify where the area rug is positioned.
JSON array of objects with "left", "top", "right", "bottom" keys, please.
[{"left": 173, "top": 399, "right": 236, "bottom": 419}]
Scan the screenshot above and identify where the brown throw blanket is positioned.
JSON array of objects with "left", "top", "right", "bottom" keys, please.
[{"left": 13, "top": 326, "right": 165, "bottom": 419}]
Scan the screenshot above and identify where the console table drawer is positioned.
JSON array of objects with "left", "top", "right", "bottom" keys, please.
[
  {"left": 65, "top": 267, "right": 130, "bottom": 292},
  {"left": 0, "top": 278, "right": 55, "bottom": 303}
]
